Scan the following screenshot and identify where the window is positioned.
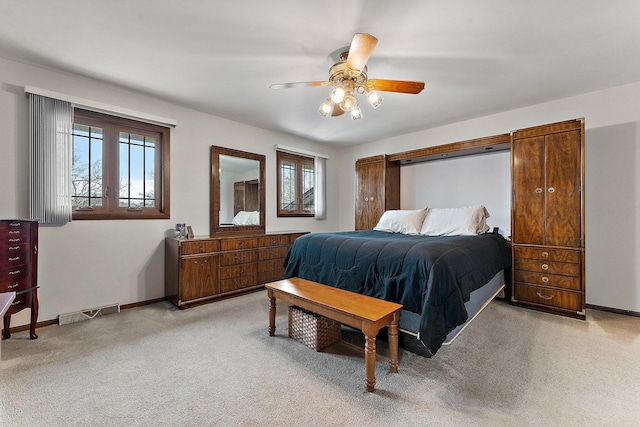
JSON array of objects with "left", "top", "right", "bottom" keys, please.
[
  {"left": 72, "top": 109, "right": 170, "bottom": 219},
  {"left": 277, "top": 151, "right": 314, "bottom": 217}
]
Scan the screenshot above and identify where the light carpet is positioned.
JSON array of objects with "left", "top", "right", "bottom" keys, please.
[{"left": 1, "top": 290, "right": 639, "bottom": 426}]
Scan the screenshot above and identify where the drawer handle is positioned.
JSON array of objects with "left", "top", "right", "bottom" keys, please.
[
  {"left": 535, "top": 188, "right": 543, "bottom": 194},
  {"left": 548, "top": 187, "right": 555, "bottom": 193},
  {"left": 541, "top": 276, "right": 549, "bottom": 283},
  {"left": 541, "top": 252, "right": 549, "bottom": 258},
  {"left": 237, "top": 268, "right": 244, "bottom": 275},
  {"left": 238, "top": 241, "right": 243, "bottom": 246},
  {"left": 195, "top": 260, "right": 208, "bottom": 266},
  {"left": 11, "top": 300, "right": 22, "bottom": 306},
  {"left": 8, "top": 283, "right": 19, "bottom": 289},
  {"left": 541, "top": 264, "right": 549, "bottom": 270},
  {"left": 9, "top": 270, "right": 20, "bottom": 275},
  {"left": 9, "top": 222, "right": 21, "bottom": 226},
  {"left": 9, "top": 257, "right": 20, "bottom": 261},
  {"left": 199, "top": 244, "right": 204, "bottom": 250},
  {"left": 9, "top": 238, "right": 20, "bottom": 242},
  {"left": 536, "top": 292, "right": 554, "bottom": 300},
  {"left": 9, "top": 246, "right": 20, "bottom": 250},
  {"left": 8, "top": 231, "right": 20, "bottom": 234}
]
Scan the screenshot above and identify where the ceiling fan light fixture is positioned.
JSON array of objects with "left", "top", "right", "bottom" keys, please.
[
  {"left": 318, "top": 99, "right": 333, "bottom": 117},
  {"left": 340, "top": 93, "right": 358, "bottom": 112},
  {"left": 350, "top": 107, "right": 363, "bottom": 120}
]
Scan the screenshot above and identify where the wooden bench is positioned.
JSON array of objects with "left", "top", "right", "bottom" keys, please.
[{"left": 265, "top": 278, "right": 402, "bottom": 392}]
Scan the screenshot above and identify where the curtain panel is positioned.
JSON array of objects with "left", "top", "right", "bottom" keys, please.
[{"left": 29, "top": 94, "right": 74, "bottom": 224}]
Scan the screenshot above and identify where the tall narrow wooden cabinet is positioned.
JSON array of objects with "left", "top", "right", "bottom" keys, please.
[
  {"left": 510, "top": 119, "right": 585, "bottom": 319},
  {"left": 355, "top": 155, "right": 400, "bottom": 230},
  {"left": 1, "top": 219, "right": 39, "bottom": 339}
]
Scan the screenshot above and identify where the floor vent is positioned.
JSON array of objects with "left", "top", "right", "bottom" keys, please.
[{"left": 58, "top": 303, "right": 120, "bottom": 326}]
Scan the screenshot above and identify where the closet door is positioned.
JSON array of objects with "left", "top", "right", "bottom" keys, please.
[
  {"left": 355, "top": 155, "right": 400, "bottom": 230},
  {"left": 512, "top": 136, "right": 545, "bottom": 245}
]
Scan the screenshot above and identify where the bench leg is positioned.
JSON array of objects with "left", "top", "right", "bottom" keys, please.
[
  {"left": 268, "top": 294, "right": 276, "bottom": 336},
  {"left": 364, "top": 332, "right": 377, "bottom": 392},
  {"left": 388, "top": 315, "right": 399, "bottom": 373}
]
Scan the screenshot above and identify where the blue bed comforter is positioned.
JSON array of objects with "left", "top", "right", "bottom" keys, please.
[{"left": 283, "top": 230, "right": 511, "bottom": 355}]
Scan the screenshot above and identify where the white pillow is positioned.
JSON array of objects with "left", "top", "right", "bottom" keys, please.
[
  {"left": 232, "top": 211, "right": 260, "bottom": 225},
  {"left": 373, "top": 209, "right": 428, "bottom": 235},
  {"left": 420, "top": 206, "right": 490, "bottom": 236}
]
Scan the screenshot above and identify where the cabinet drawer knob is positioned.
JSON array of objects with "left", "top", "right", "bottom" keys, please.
[
  {"left": 9, "top": 270, "right": 20, "bottom": 275},
  {"left": 541, "top": 276, "right": 549, "bottom": 283},
  {"left": 541, "top": 252, "right": 549, "bottom": 258},
  {"left": 9, "top": 222, "right": 21, "bottom": 227},
  {"left": 536, "top": 292, "right": 554, "bottom": 300},
  {"left": 535, "top": 188, "right": 543, "bottom": 194},
  {"left": 364, "top": 197, "right": 369, "bottom": 202},
  {"left": 9, "top": 238, "right": 20, "bottom": 242},
  {"left": 370, "top": 196, "right": 374, "bottom": 201},
  {"left": 8, "top": 283, "right": 19, "bottom": 289},
  {"left": 9, "top": 257, "right": 20, "bottom": 261},
  {"left": 11, "top": 300, "right": 22, "bottom": 306},
  {"left": 9, "top": 246, "right": 20, "bottom": 250},
  {"left": 541, "top": 264, "right": 549, "bottom": 270},
  {"left": 548, "top": 187, "right": 555, "bottom": 193}
]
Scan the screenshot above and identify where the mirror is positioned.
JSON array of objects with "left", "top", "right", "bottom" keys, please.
[{"left": 211, "top": 146, "right": 265, "bottom": 234}]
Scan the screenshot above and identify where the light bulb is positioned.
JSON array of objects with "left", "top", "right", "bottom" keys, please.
[
  {"left": 367, "top": 91, "right": 383, "bottom": 108},
  {"left": 351, "top": 107, "right": 362, "bottom": 120},
  {"left": 330, "top": 87, "right": 345, "bottom": 103},
  {"left": 318, "top": 99, "right": 333, "bottom": 117}
]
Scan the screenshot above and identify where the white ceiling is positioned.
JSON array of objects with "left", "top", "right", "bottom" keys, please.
[{"left": 1, "top": 1, "right": 640, "bottom": 146}]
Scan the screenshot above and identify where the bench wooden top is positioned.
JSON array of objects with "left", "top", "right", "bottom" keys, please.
[
  {"left": 0, "top": 292, "right": 16, "bottom": 318},
  {"left": 265, "top": 278, "right": 402, "bottom": 323}
]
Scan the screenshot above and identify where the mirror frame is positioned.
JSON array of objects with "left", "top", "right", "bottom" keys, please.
[{"left": 210, "top": 145, "right": 266, "bottom": 235}]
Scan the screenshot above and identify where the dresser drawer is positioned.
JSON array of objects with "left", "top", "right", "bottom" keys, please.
[
  {"left": 220, "top": 273, "right": 258, "bottom": 293},
  {"left": 220, "top": 238, "right": 258, "bottom": 251},
  {"left": 0, "top": 276, "right": 30, "bottom": 293},
  {"left": 258, "top": 246, "right": 289, "bottom": 261},
  {"left": 220, "top": 263, "right": 258, "bottom": 280},
  {"left": 258, "top": 258, "right": 285, "bottom": 272},
  {"left": 180, "top": 240, "right": 219, "bottom": 255},
  {"left": 514, "top": 246, "right": 580, "bottom": 263},
  {"left": 0, "top": 266, "right": 30, "bottom": 283},
  {"left": 513, "top": 284, "right": 582, "bottom": 311},
  {"left": 0, "top": 241, "right": 31, "bottom": 254},
  {"left": 219, "top": 249, "right": 258, "bottom": 266},
  {"left": 5, "top": 290, "right": 33, "bottom": 315},
  {"left": 258, "top": 269, "right": 285, "bottom": 284},
  {"left": 514, "top": 270, "right": 581, "bottom": 291},
  {"left": 514, "top": 258, "right": 580, "bottom": 276},
  {"left": 259, "top": 235, "right": 290, "bottom": 247}
]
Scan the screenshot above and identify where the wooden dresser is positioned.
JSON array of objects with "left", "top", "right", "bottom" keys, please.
[
  {"left": 355, "top": 155, "right": 400, "bottom": 230},
  {"left": 1, "top": 219, "right": 39, "bottom": 339},
  {"left": 165, "top": 231, "right": 307, "bottom": 308},
  {"left": 510, "top": 119, "right": 585, "bottom": 319}
]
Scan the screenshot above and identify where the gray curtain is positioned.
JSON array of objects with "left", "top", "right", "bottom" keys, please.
[
  {"left": 29, "top": 94, "right": 74, "bottom": 224},
  {"left": 314, "top": 156, "right": 326, "bottom": 220}
]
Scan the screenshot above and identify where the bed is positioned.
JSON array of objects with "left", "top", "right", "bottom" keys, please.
[{"left": 282, "top": 226, "right": 511, "bottom": 357}]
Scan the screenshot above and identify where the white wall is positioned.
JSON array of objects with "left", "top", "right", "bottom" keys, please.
[
  {"left": 338, "top": 82, "right": 640, "bottom": 312},
  {"left": 0, "top": 57, "right": 342, "bottom": 327}
]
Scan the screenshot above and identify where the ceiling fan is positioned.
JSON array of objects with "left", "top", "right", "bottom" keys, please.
[{"left": 270, "top": 33, "right": 425, "bottom": 120}]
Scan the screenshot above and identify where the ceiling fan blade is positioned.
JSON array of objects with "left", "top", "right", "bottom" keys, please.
[
  {"left": 367, "top": 79, "right": 425, "bottom": 94},
  {"left": 345, "top": 33, "right": 378, "bottom": 73},
  {"left": 270, "top": 81, "right": 331, "bottom": 89},
  {"left": 331, "top": 104, "right": 344, "bottom": 117}
]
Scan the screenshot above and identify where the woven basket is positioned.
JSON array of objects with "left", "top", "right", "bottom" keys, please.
[{"left": 288, "top": 305, "right": 342, "bottom": 351}]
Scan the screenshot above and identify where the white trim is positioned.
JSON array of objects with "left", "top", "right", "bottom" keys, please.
[
  {"left": 24, "top": 85, "right": 177, "bottom": 128},
  {"left": 274, "top": 144, "right": 329, "bottom": 159}
]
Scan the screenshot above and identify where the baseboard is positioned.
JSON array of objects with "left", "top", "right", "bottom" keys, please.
[
  {"left": 587, "top": 304, "right": 640, "bottom": 317},
  {"left": 3, "top": 297, "right": 169, "bottom": 336}
]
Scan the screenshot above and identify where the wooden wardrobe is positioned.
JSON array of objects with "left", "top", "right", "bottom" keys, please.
[
  {"left": 355, "top": 155, "right": 400, "bottom": 230},
  {"left": 510, "top": 119, "right": 586, "bottom": 319}
]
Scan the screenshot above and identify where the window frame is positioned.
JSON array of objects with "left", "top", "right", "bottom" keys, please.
[
  {"left": 72, "top": 109, "right": 170, "bottom": 220},
  {"left": 276, "top": 150, "right": 314, "bottom": 217}
]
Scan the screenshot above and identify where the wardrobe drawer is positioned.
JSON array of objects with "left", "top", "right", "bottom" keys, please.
[
  {"left": 258, "top": 246, "right": 289, "bottom": 261},
  {"left": 514, "top": 247, "right": 580, "bottom": 263},
  {"left": 513, "top": 284, "right": 581, "bottom": 311},
  {"left": 220, "top": 238, "right": 258, "bottom": 251},
  {"left": 0, "top": 266, "right": 29, "bottom": 283},
  {"left": 220, "top": 273, "right": 258, "bottom": 293},
  {"left": 220, "top": 263, "right": 258, "bottom": 280},
  {"left": 259, "top": 235, "right": 289, "bottom": 247},
  {"left": 514, "top": 259, "right": 580, "bottom": 277},
  {"left": 219, "top": 249, "right": 258, "bottom": 266},
  {"left": 180, "top": 240, "right": 219, "bottom": 255},
  {"left": 514, "top": 270, "right": 581, "bottom": 291},
  {"left": 5, "top": 290, "right": 33, "bottom": 315},
  {"left": 258, "top": 258, "right": 284, "bottom": 272}
]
